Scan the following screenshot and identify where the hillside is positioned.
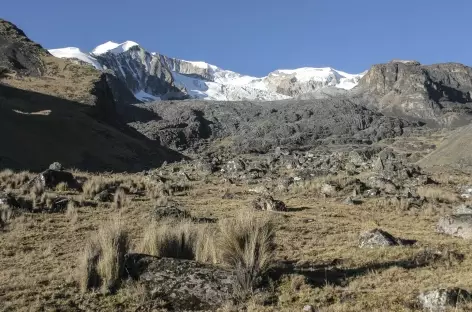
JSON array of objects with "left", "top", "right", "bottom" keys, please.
[{"left": 0, "top": 19, "right": 182, "bottom": 171}]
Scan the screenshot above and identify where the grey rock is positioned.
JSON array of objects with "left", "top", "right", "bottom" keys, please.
[
  {"left": 152, "top": 206, "right": 191, "bottom": 221},
  {"left": 320, "top": 183, "right": 338, "bottom": 197},
  {"left": 125, "top": 255, "right": 236, "bottom": 311},
  {"left": 303, "top": 305, "right": 315, "bottom": 312},
  {"left": 94, "top": 190, "right": 112, "bottom": 202},
  {"left": 418, "top": 288, "right": 471, "bottom": 312},
  {"left": 248, "top": 185, "right": 271, "bottom": 195},
  {"left": 48, "top": 162, "right": 63, "bottom": 171},
  {"left": 354, "top": 61, "right": 472, "bottom": 127},
  {"left": 452, "top": 204, "right": 472, "bottom": 215},
  {"left": 359, "top": 229, "right": 415, "bottom": 248},
  {"left": 437, "top": 214, "right": 472, "bottom": 239},
  {"left": 225, "top": 159, "right": 246, "bottom": 173},
  {"left": 252, "top": 195, "right": 287, "bottom": 212}
]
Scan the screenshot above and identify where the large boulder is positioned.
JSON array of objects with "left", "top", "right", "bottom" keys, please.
[
  {"left": 437, "top": 214, "right": 472, "bottom": 239},
  {"left": 418, "top": 288, "right": 471, "bottom": 312},
  {"left": 125, "top": 255, "right": 236, "bottom": 311},
  {"left": 252, "top": 195, "right": 287, "bottom": 212},
  {"left": 38, "top": 169, "right": 76, "bottom": 189}
]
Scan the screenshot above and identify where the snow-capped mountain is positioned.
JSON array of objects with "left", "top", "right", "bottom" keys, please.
[{"left": 49, "top": 41, "right": 365, "bottom": 102}]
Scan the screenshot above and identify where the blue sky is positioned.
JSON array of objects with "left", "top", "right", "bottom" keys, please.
[{"left": 2, "top": 0, "right": 470, "bottom": 76}]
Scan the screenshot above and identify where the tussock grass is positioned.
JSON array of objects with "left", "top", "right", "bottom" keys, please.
[
  {"left": 0, "top": 205, "right": 13, "bottom": 229},
  {"left": 82, "top": 177, "right": 119, "bottom": 200},
  {"left": 0, "top": 170, "right": 32, "bottom": 190},
  {"left": 78, "top": 219, "right": 129, "bottom": 293},
  {"left": 113, "top": 187, "right": 128, "bottom": 210},
  {"left": 55, "top": 182, "right": 68, "bottom": 192},
  {"left": 217, "top": 210, "right": 276, "bottom": 297},
  {"left": 65, "top": 201, "right": 78, "bottom": 224},
  {"left": 140, "top": 220, "right": 198, "bottom": 260}
]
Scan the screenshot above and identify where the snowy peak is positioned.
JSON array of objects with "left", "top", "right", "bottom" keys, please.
[
  {"left": 48, "top": 40, "right": 365, "bottom": 102},
  {"left": 91, "top": 40, "right": 139, "bottom": 55}
]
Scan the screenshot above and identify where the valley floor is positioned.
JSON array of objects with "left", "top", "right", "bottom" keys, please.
[{"left": 1, "top": 163, "right": 472, "bottom": 312}]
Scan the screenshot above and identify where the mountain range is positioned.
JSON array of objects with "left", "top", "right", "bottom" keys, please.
[
  {"left": 2, "top": 18, "right": 472, "bottom": 172},
  {"left": 49, "top": 42, "right": 365, "bottom": 102}
]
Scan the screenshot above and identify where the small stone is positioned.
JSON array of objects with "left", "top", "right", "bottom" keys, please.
[
  {"left": 418, "top": 288, "right": 471, "bottom": 312},
  {"left": 152, "top": 206, "right": 191, "bottom": 221},
  {"left": 302, "top": 305, "right": 314, "bottom": 312}
]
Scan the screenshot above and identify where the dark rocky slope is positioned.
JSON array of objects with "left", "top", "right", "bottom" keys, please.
[
  {"left": 124, "top": 98, "right": 414, "bottom": 154},
  {"left": 0, "top": 19, "right": 182, "bottom": 171}
]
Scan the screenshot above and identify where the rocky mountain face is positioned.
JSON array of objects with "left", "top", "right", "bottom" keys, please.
[
  {"left": 49, "top": 42, "right": 364, "bottom": 102},
  {"left": 353, "top": 60, "right": 472, "bottom": 126}
]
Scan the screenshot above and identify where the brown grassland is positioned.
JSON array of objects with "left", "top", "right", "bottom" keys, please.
[{"left": 1, "top": 165, "right": 472, "bottom": 312}]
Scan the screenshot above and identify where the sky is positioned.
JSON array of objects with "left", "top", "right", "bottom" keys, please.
[{"left": 2, "top": 0, "right": 471, "bottom": 76}]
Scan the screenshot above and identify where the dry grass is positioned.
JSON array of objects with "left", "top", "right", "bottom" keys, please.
[
  {"left": 140, "top": 220, "right": 198, "bottom": 260},
  {"left": 0, "top": 205, "right": 13, "bottom": 229},
  {"left": 65, "top": 201, "right": 78, "bottom": 224},
  {"left": 218, "top": 210, "right": 276, "bottom": 297},
  {"left": 4, "top": 166, "right": 472, "bottom": 311},
  {"left": 417, "top": 186, "right": 459, "bottom": 204},
  {"left": 0, "top": 169, "right": 32, "bottom": 190},
  {"left": 113, "top": 187, "right": 128, "bottom": 210},
  {"left": 82, "top": 176, "right": 118, "bottom": 200},
  {"left": 55, "top": 182, "right": 68, "bottom": 192},
  {"left": 79, "top": 218, "right": 129, "bottom": 293}
]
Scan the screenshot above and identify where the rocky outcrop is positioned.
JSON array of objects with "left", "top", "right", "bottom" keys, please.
[
  {"left": 96, "top": 47, "right": 186, "bottom": 100},
  {"left": 126, "top": 255, "right": 236, "bottom": 311},
  {"left": 418, "top": 288, "right": 472, "bottom": 312},
  {"left": 354, "top": 61, "right": 472, "bottom": 126},
  {"left": 0, "top": 19, "right": 47, "bottom": 76},
  {"left": 126, "top": 98, "right": 412, "bottom": 153}
]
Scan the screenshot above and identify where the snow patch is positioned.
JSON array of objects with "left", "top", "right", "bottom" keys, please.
[{"left": 49, "top": 47, "right": 102, "bottom": 69}]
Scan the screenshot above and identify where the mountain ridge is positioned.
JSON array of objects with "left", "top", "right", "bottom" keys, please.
[{"left": 49, "top": 41, "right": 365, "bottom": 102}]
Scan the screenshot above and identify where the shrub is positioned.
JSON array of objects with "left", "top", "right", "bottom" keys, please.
[{"left": 78, "top": 219, "right": 129, "bottom": 293}]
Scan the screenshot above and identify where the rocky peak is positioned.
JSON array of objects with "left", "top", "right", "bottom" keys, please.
[{"left": 354, "top": 61, "right": 472, "bottom": 126}]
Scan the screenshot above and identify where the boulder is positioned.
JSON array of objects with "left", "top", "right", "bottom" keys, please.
[
  {"left": 125, "top": 255, "right": 236, "bottom": 311},
  {"left": 38, "top": 169, "right": 76, "bottom": 189},
  {"left": 437, "top": 214, "right": 472, "bottom": 239},
  {"left": 48, "top": 162, "right": 63, "bottom": 171},
  {"left": 320, "top": 183, "right": 338, "bottom": 197},
  {"left": 418, "top": 288, "right": 471, "bottom": 312},
  {"left": 252, "top": 195, "right": 287, "bottom": 212},
  {"left": 359, "top": 229, "right": 416, "bottom": 248},
  {"left": 452, "top": 204, "right": 472, "bottom": 215},
  {"left": 152, "top": 206, "right": 191, "bottom": 220},
  {"left": 94, "top": 190, "right": 112, "bottom": 202}
]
